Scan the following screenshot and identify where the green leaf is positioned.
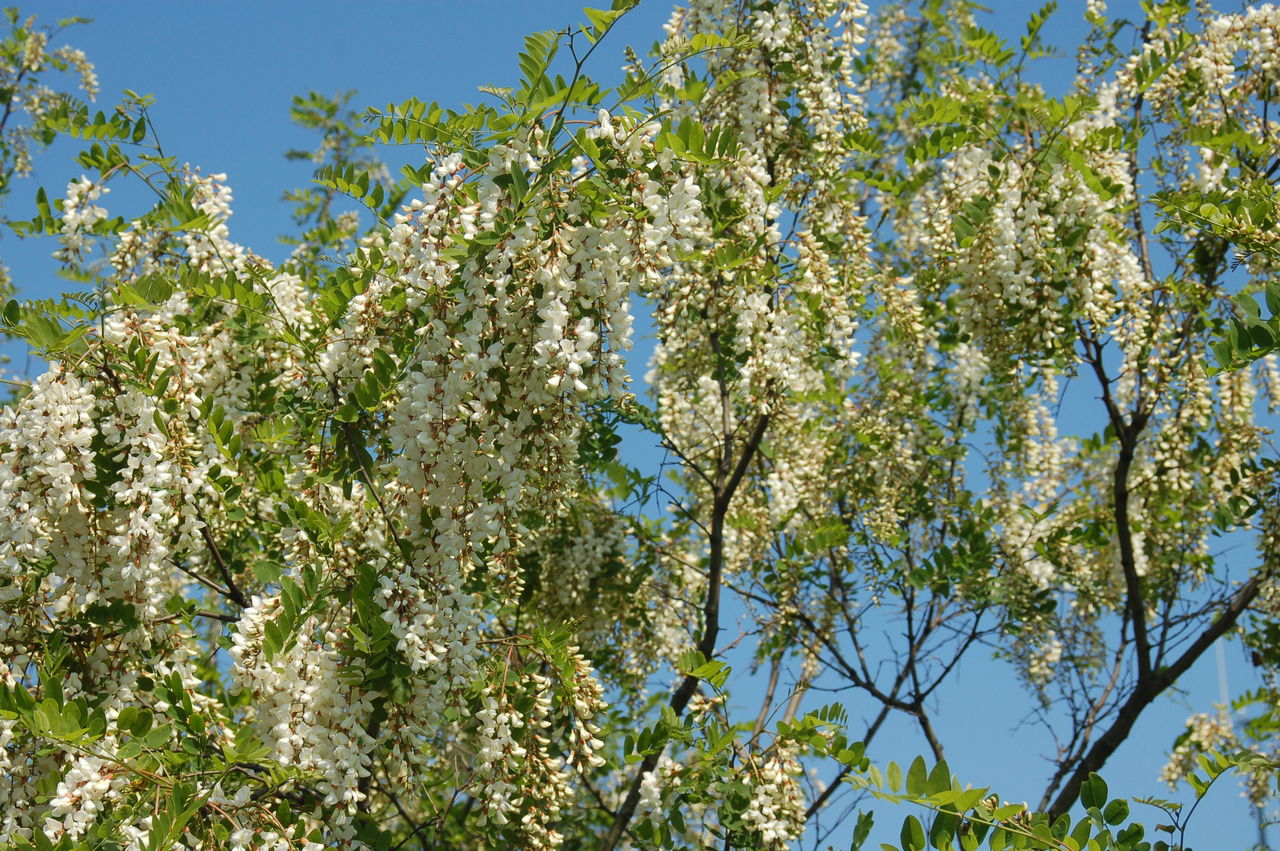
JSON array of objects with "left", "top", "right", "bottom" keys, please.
[
  {"left": 925, "top": 758, "right": 951, "bottom": 795},
  {"left": 129, "top": 708, "right": 154, "bottom": 738},
  {"left": 690, "top": 659, "right": 730, "bottom": 689},
  {"left": 1103, "top": 797, "right": 1129, "bottom": 825},
  {"left": 583, "top": 6, "right": 623, "bottom": 35},
  {"left": 906, "top": 755, "right": 928, "bottom": 795},
  {"left": 852, "top": 810, "right": 875, "bottom": 850},
  {"left": 142, "top": 722, "right": 172, "bottom": 749},
  {"left": 900, "top": 815, "right": 926, "bottom": 851},
  {"left": 116, "top": 705, "right": 138, "bottom": 732},
  {"left": 1265, "top": 282, "right": 1280, "bottom": 317},
  {"left": 1236, "top": 293, "right": 1261, "bottom": 322},
  {"left": 509, "top": 165, "right": 529, "bottom": 202},
  {"left": 1080, "top": 773, "right": 1107, "bottom": 810},
  {"left": 263, "top": 620, "right": 284, "bottom": 662},
  {"left": 333, "top": 402, "right": 361, "bottom": 423},
  {"left": 253, "top": 560, "right": 284, "bottom": 584},
  {"left": 887, "top": 760, "right": 903, "bottom": 793}
]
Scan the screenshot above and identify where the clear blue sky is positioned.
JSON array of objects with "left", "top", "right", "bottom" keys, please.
[{"left": 4, "top": 1, "right": 1267, "bottom": 847}]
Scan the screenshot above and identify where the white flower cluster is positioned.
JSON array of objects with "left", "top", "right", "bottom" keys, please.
[
  {"left": 950, "top": 341, "right": 989, "bottom": 420},
  {"left": 56, "top": 46, "right": 98, "bottom": 99},
  {"left": 0, "top": 67, "right": 744, "bottom": 846},
  {"left": 182, "top": 170, "right": 258, "bottom": 274},
  {"left": 1025, "top": 632, "right": 1063, "bottom": 684},
  {"left": 229, "top": 598, "right": 375, "bottom": 810},
  {"left": 42, "top": 754, "right": 124, "bottom": 842},
  {"left": 195, "top": 109, "right": 697, "bottom": 844},
  {"left": 0, "top": 19, "right": 97, "bottom": 178},
  {"left": 997, "top": 373, "right": 1075, "bottom": 592},
  {"left": 1160, "top": 711, "right": 1237, "bottom": 789},
  {"left": 20, "top": 29, "right": 46, "bottom": 71},
  {"left": 920, "top": 143, "right": 1132, "bottom": 358},
  {"left": 473, "top": 691, "right": 531, "bottom": 825},
  {"left": 0, "top": 368, "right": 96, "bottom": 616},
  {"left": 379, "top": 113, "right": 704, "bottom": 672},
  {"left": 97, "top": 331, "right": 226, "bottom": 620},
  {"left": 55, "top": 175, "right": 109, "bottom": 262},
  {"left": 0, "top": 361, "right": 221, "bottom": 839},
  {"left": 519, "top": 496, "right": 687, "bottom": 688},
  {"left": 316, "top": 272, "right": 394, "bottom": 393},
  {"left": 741, "top": 755, "right": 805, "bottom": 848},
  {"left": 466, "top": 641, "right": 607, "bottom": 847},
  {"left": 649, "top": 0, "right": 871, "bottom": 594},
  {"left": 0, "top": 157, "right": 317, "bottom": 839},
  {"left": 1144, "top": 4, "right": 1280, "bottom": 110},
  {"left": 636, "top": 753, "right": 682, "bottom": 824}
]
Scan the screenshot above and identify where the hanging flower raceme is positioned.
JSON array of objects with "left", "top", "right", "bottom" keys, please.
[{"left": 0, "top": 98, "right": 721, "bottom": 846}]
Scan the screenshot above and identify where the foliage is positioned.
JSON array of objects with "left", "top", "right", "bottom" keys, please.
[{"left": 0, "top": 1, "right": 1277, "bottom": 849}]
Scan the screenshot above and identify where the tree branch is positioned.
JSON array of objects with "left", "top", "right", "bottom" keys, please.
[
  {"left": 192, "top": 504, "right": 248, "bottom": 608},
  {"left": 1080, "top": 330, "right": 1153, "bottom": 683},
  {"left": 602, "top": 413, "right": 769, "bottom": 850},
  {"left": 1046, "top": 572, "right": 1264, "bottom": 819}
]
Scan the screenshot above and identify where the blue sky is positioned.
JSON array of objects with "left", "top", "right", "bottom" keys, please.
[
  {"left": 5, "top": 1, "right": 1269, "bottom": 847},
  {"left": 9, "top": 1, "right": 673, "bottom": 266}
]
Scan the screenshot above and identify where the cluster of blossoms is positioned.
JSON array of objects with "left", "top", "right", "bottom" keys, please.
[
  {"left": 650, "top": 0, "right": 871, "bottom": 589},
  {"left": 852, "top": 0, "right": 1280, "bottom": 702},
  {"left": 43, "top": 754, "right": 121, "bottom": 842},
  {"left": 626, "top": 738, "right": 804, "bottom": 850},
  {"left": 740, "top": 754, "right": 806, "bottom": 848},
  {"left": 0, "top": 150, "right": 287, "bottom": 842},
  {"left": 229, "top": 601, "right": 376, "bottom": 809},
  {"left": 1023, "top": 631, "right": 1063, "bottom": 686},
  {"left": 0, "top": 17, "right": 97, "bottom": 182},
  {"left": 472, "top": 690, "right": 533, "bottom": 824},
  {"left": 467, "top": 646, "right": 608, "bottom": 847},
  {"left": 359, "top": 116, "right": 708, "bottom": 841},
  {"left": 1160, "top": 711, "right": 1238, "bottom": 789},
  {"left": 635, "top": 753, "right": 683, "bottom": 826},
  {"left": 628, "top": 1, "right": 1280, "bottom": 837},
  {"left": 0, "top": 87, "right": 723, "bottom": 845},
  {"left": 6, "top": 1, "right": 1280, "bottom": 848},
  {"left": 19, "top": 23, "right": 98, "bottom": 96},
  {"left": 519, "top": 495, "right": 688, "bottom": 691},
  {"left": 905, "top": 111, "right": 1135, "bottom": 360},
  {"left": 181, "top": 170, "right": 262, "bottom": 273},
  {"left": 0, "top": 368, "right": 96, "bottom": 590},
  {"left": 1161, "top": 705, "right": 1280, "bottom": 811},
  {"left": 54, "top": 175, "right": 109, "bottom": 262}
]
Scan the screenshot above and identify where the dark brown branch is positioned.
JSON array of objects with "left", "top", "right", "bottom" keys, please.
[
  {"left": 780, "top": 671, "right": 809, "bottom": 726},
  {"left": 1039, "top": 625, "right": 1129, "bottom": 810},
  {"left": 60, "top": 608, "right": 235, "bottom": 647},
  {"left": 171, "top": 558, "right": 240, "bottom": 604},
  {"left": 194, "top": 505, "right": 248, "bottom": 608},
  {"left": 378, "top": 780, "right": 432, "bottom": 851},
  {"left": 1046, "top": 572, "right": 1264, "bottom": 819},
  {"left": 602, "top": 414, "right": 769, "bottom": 850},
  {"left": 915, "top": 707, "right": 945, "bottom": 763},
  {"left": 1111, "top": 422, "right": 1152, "bottom": 683},
  {"left": 341, "top": 419, "right": 413, "bottom": 571},
  {"left": 1081, "top": 330, "right": 1153, "bottom": 683}
]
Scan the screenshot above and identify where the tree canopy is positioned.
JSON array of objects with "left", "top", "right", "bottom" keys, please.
[{"left": 0, "top": 1, "right": 1278, "bottom": 849}]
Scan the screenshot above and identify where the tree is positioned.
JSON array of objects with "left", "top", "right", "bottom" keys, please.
[{"left": 0, "top": 1, "right": 1277, "bottom": 849}]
